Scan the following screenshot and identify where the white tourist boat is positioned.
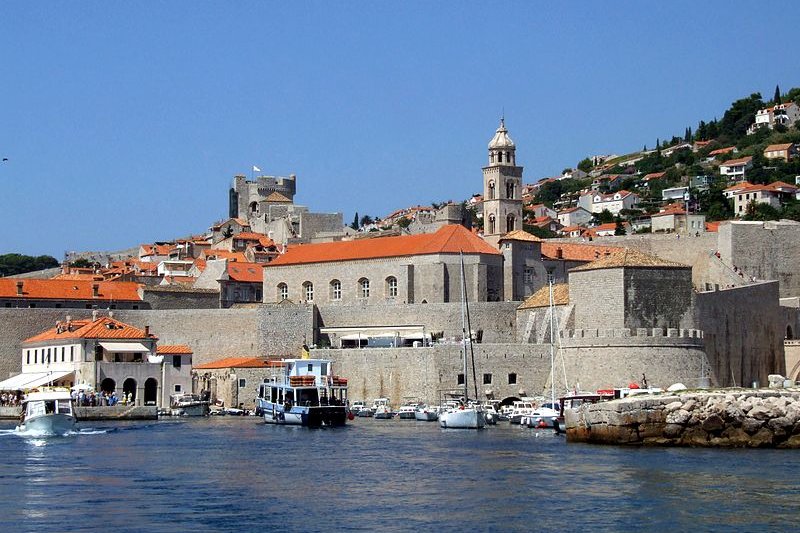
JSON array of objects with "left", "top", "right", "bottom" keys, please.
[
  {"left": 439, "top": 254, "right": 486, "bottom": 430},
  {"left": 16, "top": 388, "right": 76, "bottom": 435},
  {"left": 256, "top": 358, "right": 349, "bottom": 427},
  {"left": 168, "top": 393, "right": 210, "bottom": 417},
  {"left": 397, "top": 399, "right": 421, "bottom": 419}
]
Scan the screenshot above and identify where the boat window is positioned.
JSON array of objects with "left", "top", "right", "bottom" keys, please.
[
  {"left": 320, "top": 363, "right": 328, "bottom": 375},
  {"left": 57, "top": 399, "right": 71, "bottom": 414},
  {"left": 307, "top": 363, "right": 313, "bottom": 372},
  {"left": 45, "top": 401, "right": 56, "bottom": 414}
]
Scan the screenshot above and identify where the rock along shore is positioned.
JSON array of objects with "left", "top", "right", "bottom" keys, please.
[{"left": 566, "top": 389, "right": 800, "bottom": 448}]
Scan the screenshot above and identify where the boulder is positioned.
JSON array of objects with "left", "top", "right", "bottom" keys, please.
[
  {"left": 680, "top": 427, "right": 709, "bottom": 447},
  {"left": 741, "top": 417, "right": 764, "bottom": 435},
  {"left": 663, "top": 423, "right": 684, "bottom": 438},
  {"left": 768, "top": 374, "right": 786, "bottom": 388},
  {"left": 701, "top": 414, "right": 725, "bottom": 433},
  {"left": 748, "top": 427, "right": 774, "bottom": 448},
  {"left": 666, "top": 409, "right": 691, "bottom": 425},
  {"left": 665, "top": 401, "right": 683, "bottom": 413},
  {"left": 720, "top": 426, "right": 750, "bottom": 447},
  {"left": 777, "top": 434, "right": 800, "bottom": 449},
  {"left": 682, "top": 399, "right": 698, "bottom": 412}
]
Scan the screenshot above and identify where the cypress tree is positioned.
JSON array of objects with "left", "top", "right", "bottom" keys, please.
[{"left": 774, "top": 84, "right": 782, "bottom": 104}]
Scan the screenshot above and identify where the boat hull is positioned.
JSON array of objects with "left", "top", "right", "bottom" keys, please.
[
  {"left": 414, "top": 410, "right": 438, "bottom": 421},
  {"left": 263, "top": 404, "right": 347, "bottom": 427},
  {"left": 397, "top": 411, "right": 416, "bottom": 420},
  {"left": 439, "top": 408, "right": 486, "bottom": 429},
  {"left": 18, "top": 413, "right": 76, "bottom": 436}
]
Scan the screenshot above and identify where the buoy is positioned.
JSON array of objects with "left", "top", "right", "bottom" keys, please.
[
  {"left": 348, "top": 412, "right": 355, "bottom": 420},
  {"left": 538, "top": 419, "right": 547, "bottom": 428},
  {"left": 629, "top": 382, "right": 640, "bottom": 389}
]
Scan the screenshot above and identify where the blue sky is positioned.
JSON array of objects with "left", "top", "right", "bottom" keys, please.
[{"left": 1, "top": 1, "right": 797, "bottom": 257}]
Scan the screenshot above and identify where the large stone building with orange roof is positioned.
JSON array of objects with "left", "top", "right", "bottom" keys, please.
[{"left": 263, "top": 224, "right": 504, "bottom": 304}]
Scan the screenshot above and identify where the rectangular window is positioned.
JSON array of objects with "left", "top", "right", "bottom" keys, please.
[
  {"left": 523, "top": 268, "right": 534, "bottom": 284},
  {"left": 457, "top": 373, "right": 465, "bottom": 385},
  {"left": 26, "top": 350, "right": 30, "bottom": 365},
  {"left": 34, "top": 350, "right": 37, "bottom": 364},
  {"left": 174, "top": 384, "right": 182, "bottom": 393},
  {"left": 173, "top": 355, "right": 182, "bottom": 369},
  {"left": 483, "top": 373, "right": 492, "bottom": 385},
  {"left": 61, "top": 346, "right": 65, "bottom": 362},
  {"left": 508, "top": 373, "right": 517, "bottom": 385},
  {"left": 70, "top": 346, "right": 74, "bottom": 362},
  {"left": 307, "top": 363, "right": 313, "bottom": 372},
  {"left": 238, "top": 378, "right": 246, "bottom": 388}
]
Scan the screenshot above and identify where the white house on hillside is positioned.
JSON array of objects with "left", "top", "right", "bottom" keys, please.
[
  {"left": 719, "top": 156, "right": 753, "bottom": 182},
  {"left": 747, "top": 102, "right": 800, "bottom": 135}
]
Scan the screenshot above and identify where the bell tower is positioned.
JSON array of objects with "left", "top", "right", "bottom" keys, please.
[{"left": 482, "top": 118, "right": 523, "bottom": 247}]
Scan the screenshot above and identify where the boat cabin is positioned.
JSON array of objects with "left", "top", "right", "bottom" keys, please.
[{"left": 258, "top": 358, "right": 348, "bottom": 408}]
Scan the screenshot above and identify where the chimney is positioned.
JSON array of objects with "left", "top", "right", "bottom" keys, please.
[
  {"left": 556, "top": 247, "right": 563, "bottom": 259},
  {"left": 145, "top": 326, "right": 150, "bottom": 337},
  {"left": 92, "top": 283, "right": 100, "bottom": 297},
  {"left": 15, "top": 281, "right": 23, "bottom": 296},
  {"left": 92, "top": 309, "right": 98, "bottom": 321}
]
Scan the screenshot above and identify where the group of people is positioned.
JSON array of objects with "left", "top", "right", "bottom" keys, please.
[
  {"left": 71, "top": 389, "right": 127, "bottom": 407},
  {"left": 0, "top": 391, "right": 22, "bottom": 407}
]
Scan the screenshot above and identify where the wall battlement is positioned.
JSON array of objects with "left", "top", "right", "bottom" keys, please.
[{"left": 561, "top": 327, "right": 704, "bottom": 347}]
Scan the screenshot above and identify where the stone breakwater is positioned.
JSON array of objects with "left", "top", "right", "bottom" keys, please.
[{"left": 566, "top": 390, "right": 800, "bottom": 448}]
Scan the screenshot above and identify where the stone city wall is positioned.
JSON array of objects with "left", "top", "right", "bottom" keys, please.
[
  {"left": 566, "top": 389, "right": 800, "bottom": 448},
  {"left": 695, "top": 281, "right": 785, "bottom": 388}
]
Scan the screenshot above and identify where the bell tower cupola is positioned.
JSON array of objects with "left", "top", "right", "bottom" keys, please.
[{"left": 482, "top": 117, "right": 524, "bottom": 248}]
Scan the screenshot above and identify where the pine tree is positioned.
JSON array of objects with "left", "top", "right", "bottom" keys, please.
[{"left": 774, "top": 84, "right": 782, "bottom": 105}]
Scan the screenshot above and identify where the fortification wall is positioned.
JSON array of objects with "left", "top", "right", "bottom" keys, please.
[
  {"left": 719, "top": 221, "right": 800, "bottom": 298},
  {"left": 140, "top": 287, "right": 220, "bottom": 309},
  {"left": 315, "top": 301, "right": 519, "bottom": 344},
  {"left": 695, "top": 281, "right": 785, "bottom": 388},
  {"left": 313, "top": 343, "right": 552, "bottom": 406}
]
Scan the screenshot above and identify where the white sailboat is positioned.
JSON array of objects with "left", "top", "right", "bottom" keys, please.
[{"left": 439, "top": 253, "right": 486, "bottom": 430}]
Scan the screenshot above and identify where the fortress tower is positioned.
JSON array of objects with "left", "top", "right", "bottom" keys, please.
[{"left": 482, "top": 119, "right": 523, "bottom": 248}]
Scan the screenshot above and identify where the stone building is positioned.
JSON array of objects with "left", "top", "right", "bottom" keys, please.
[
  {"left": 262, "top": 224, "right": 504, "bottom": 305},
  {"left": 482, "top": 119, "right": 523, "bottom": 247},
  {"left": 192, "top": 356, "right": 273, "bottom": 410},
  {"left": 0, "top": 314, "right": 192, "bottom": 408}
]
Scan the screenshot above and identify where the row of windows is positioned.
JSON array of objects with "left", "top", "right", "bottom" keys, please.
[
  {"left": 456, "top": 372, "right": 517, "bottom": 385},
  {"left": 26, "top": 346, "right": 75, "bottom": 365},
  {"left": 277, "top": 277, "right": 399, "bottom": 302}
]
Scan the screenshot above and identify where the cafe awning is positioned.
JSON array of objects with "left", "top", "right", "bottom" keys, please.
[
  {"left": 0, "top": 370, "right": 74, "bottom": 391},
  {"left": 99, "top": 342, "right": 150, "bottom": 352}
]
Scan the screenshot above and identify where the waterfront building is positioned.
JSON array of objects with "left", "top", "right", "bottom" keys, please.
[
  {"left": 0, "top": 279, "right": 143, "bottom": 310},
  {"left": 0, "top": 314, "right": 191, "bottom": 408}
]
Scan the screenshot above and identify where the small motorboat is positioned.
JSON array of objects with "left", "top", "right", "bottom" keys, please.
[
  {"left": 16, "top": 388, "right": 76, "bottom": 436},
  {"left": 414, "top": 405, "right": 439, "bottom": 421},
  {"left": 397, "top": 402, "right": 420, "bottom": 420}
]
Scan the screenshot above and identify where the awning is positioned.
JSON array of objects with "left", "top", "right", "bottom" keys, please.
[
  {"left": 99, "top": 342, "right": 150, "bottom": 352},
  {"left": 0, "top": 370, "right": 74, "bottom": 391}
]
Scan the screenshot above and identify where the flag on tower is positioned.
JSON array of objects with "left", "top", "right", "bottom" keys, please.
[{"left": 252, "top": 165, "right": 261, "bottom": 172}]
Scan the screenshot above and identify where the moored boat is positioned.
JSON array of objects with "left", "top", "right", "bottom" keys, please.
[
  {"left": 16, "top": 388, "right": 76, "bottom": 436},
  {"left": 256, "top": 358, "right": 349, "bottom": 427},
  {"left": 372, "top": 398, "right": 393, "bottom": 419},
  {"left": 414, "top": 405, "right": 439, "bottom": 421}
]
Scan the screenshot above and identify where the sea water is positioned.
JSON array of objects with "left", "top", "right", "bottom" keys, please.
[{"left": 0, "top": 417, "right": 798, "bottom": 532}]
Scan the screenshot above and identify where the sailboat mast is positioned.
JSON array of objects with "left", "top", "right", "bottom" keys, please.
[
  {"left": 549, "top": 277, "right": 556, "bottom": 407},
  {"left": 459, "top": 253, "right": 469, "bottom": 401}
]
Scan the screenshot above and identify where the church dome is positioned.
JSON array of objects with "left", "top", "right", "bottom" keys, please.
[{"left": 488, "top": 118, "right": 515, "bottom": 149}]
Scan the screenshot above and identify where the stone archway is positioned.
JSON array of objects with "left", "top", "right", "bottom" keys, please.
[
  {"left": 100, "top": 378, "right": 116, "bottom": 394},
  {"left": 123, "top": 378, "right": 137, "bottom": 404},
  {"left": 500, "top": 396, "right": 521, "bottom": 408},
  {"left": 787, "top": 325, "right": 794, "bottom": 340},
  {"left": 144, "top": 378, "right": 158, "bottom": 406}
]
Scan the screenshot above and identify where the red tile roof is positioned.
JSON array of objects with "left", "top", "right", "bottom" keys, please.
[
  {"left": 157, "top": 344, "right": 193, "bottom": 355},
  {"left": 24, "top": 316, "right": 155, "bottom": 343},
  {"left": 705, "top": 221, "right": 722, "bottom": 232},
  {"left": 194, "top": 356, "right": 271, "bottom": 369},
  {"left": 643, "top": 172, "right": 666, "bottom": 181},
  {"left": 652, "top": 204, "right": 687, "bottom": 217},
  {"left": 720, "top": 156, "right": 753, "bottom": 167},
  {"left": 267, "top": 225, "right": 500, "bottom": 267},
  {"left": 765, "top": 143, "right": 794, "bottom": 152},
  {"left": 0, "top": 279, "right": 141, "bottom": 301},
  {"left": 226, "top": 262, "right": 263, "bottom": 283},
  {"left": 234, "top": 232, "right": 274, "bottom": 247},
  {"left": 709, "top": 146, "right": 735, "bottom": 156},
  {"left": 540, "top": 242, "right": 623, "bottom": 262},
  {"left": 202, "top": 250, "right": 248, "bottom": 262}
]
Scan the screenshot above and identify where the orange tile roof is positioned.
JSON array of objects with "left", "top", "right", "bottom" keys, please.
[
  {"left": 643, "top": 172, "right": 666, "bottom": 181},
  {"left": 0, "top": 279, "right": 141, "bottom": 301},
  {"left": 720, "top": 156, "right": 753, "bottom": 166},
  {"left": 234, "top": 232, "right": 274, "bottom": 247},
  {"left": 540, "top": 242, "right": 623, "bottom": 262},
  {"left": 226, "top": 262, "right": 263, "bottom": 283},
  {"left": 652, "top": 203, "right": 687, "bottom": 217},
  {"left": 194, "top": 356, "right": 271, "bottom": 369},
  {"left": 264, "top": 192, "right": 291, "bottom": 203},
  {"left": 518, "top": 283, "right": 570, "bottom": 309},
  {"left": 765, "top": 143, "right": 794, "bottom": 152},
  {"left": 500, "top": 230, "right": 542, "bottom": 242},
  {"left": 724, "top": 181, "right": 752, "bottom": 192},
  {"left": 53, "top": 273, "right": 104, "bottom": 281},
  {"left": 157, "top": 344, "right": 193, "bottom": 355},
  {"left": 570, "top": 248, "right": 688, "bottom": 272},
  {"left": 705, "top": 221, "right": 722, "bottom": 232},
  {"left": 709, "top": 146, "right": 735, "bottom": 156},
  {"left": 267, "top": 225, "right": 500, "bottom": 267},
  {"left": 24, "top": 316, "right": 155, "bottom": 343}
]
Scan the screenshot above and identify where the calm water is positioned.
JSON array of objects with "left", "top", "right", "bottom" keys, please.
[{"left": 0, "top": 416, "right": 798, "bottom": 532}]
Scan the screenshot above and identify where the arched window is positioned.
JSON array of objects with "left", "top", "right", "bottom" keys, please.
[
  {"left": 507, "top": 214, "right": 515, "bottom": 232},
  {"left": 488, "top": 214, "right": 496, "bottom": 234},
  {"left": 497, "top": 151, "right": 503, "bottom": 163},
  {"left": 277, "top": 283, "right": 288, "bottom": 301},
  {"left": 249, "top": 201, "right": 259, "bottom": 215},
  {"left": 788, "top": 325, "right": 794, "bottom": 340},
  {"left": 330, "top": 280, "right": 342, "bottom": 301},
  {"left": 506, "top": 181, "right": 515, "bottom": 199},
  {"left": 386, "top": 276, "right": 398, "bottom": 298},
  {"left": 303, "top": 282, "right": 314, "bottom": 302},
  {"left": 488, "top": 181, "right": 495, "bottom": 200},
  {"left": 359, "top": 278, "right": 370, "bottom": 299}
]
